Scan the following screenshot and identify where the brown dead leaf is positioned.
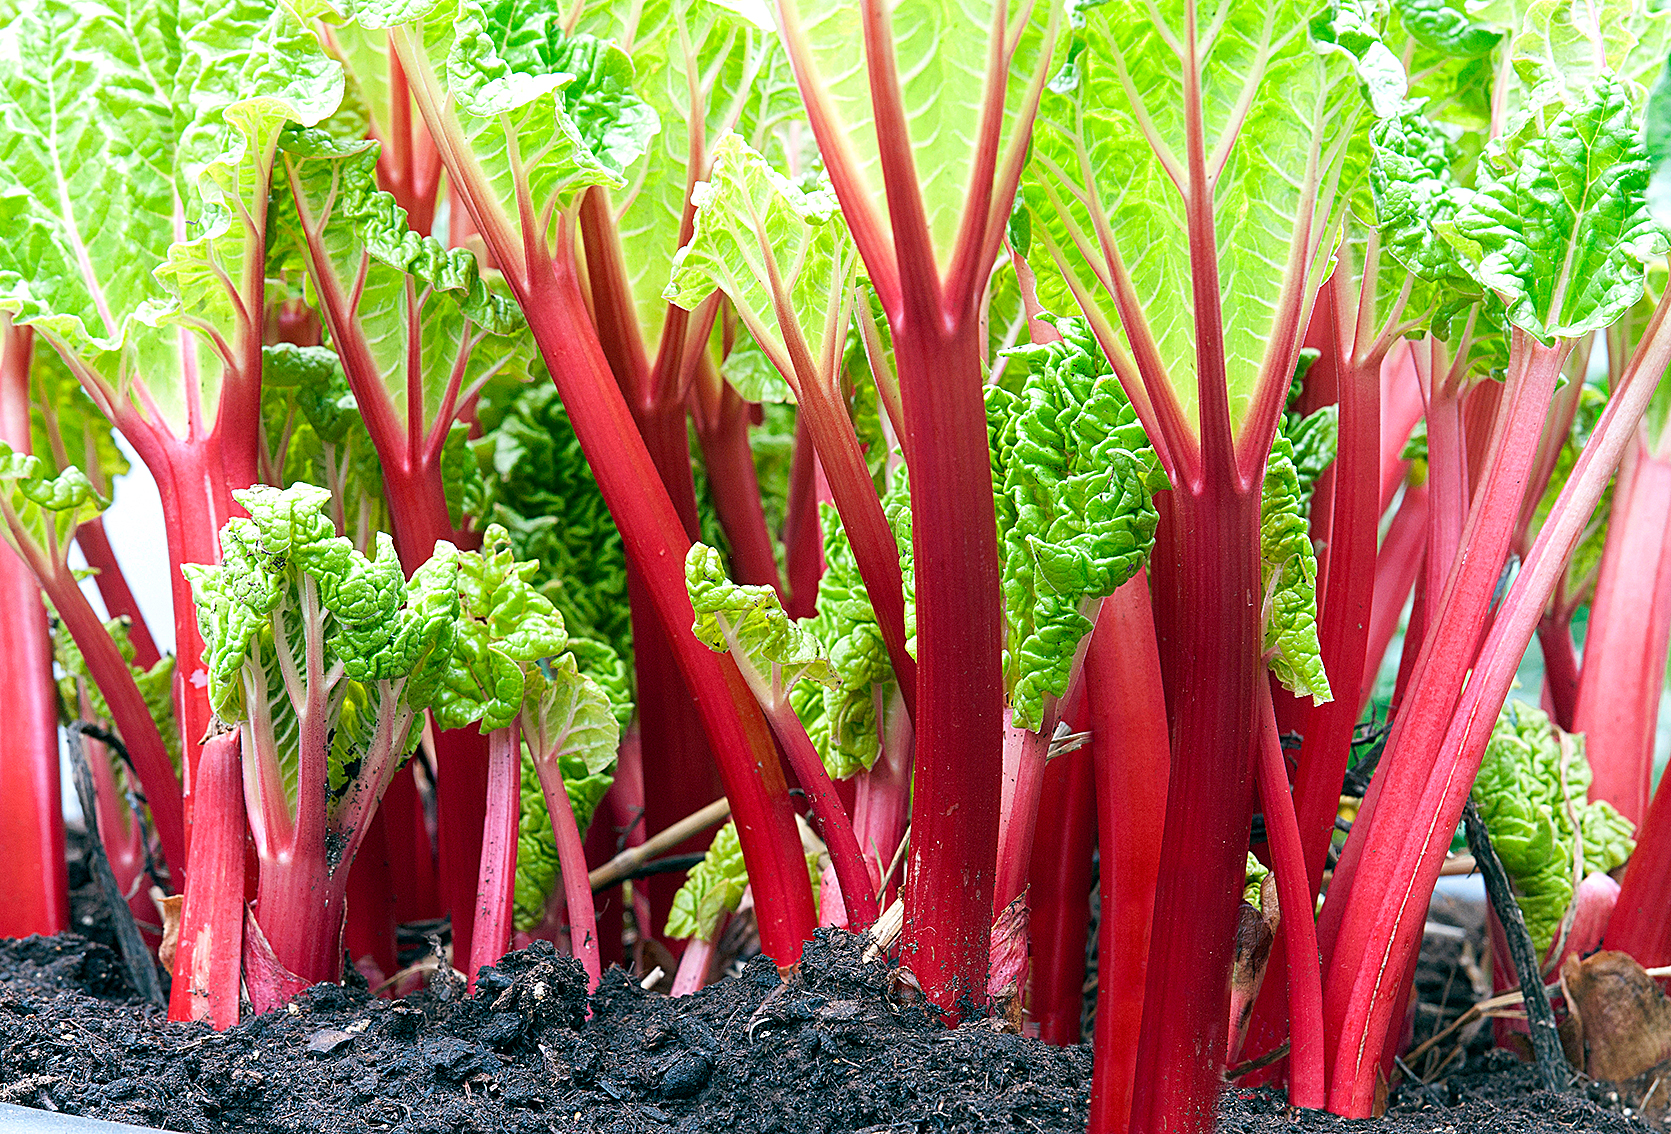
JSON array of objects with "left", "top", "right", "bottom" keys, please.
[
  {"left": 1227, "top": 884, "right": 1279, "bottom": 1064},
  {"left": 1562, "top": 951, "right": 1671, "bottom": 1082},
  {"left": 153, "top": 888, "right": 184, "bottom": 974}
]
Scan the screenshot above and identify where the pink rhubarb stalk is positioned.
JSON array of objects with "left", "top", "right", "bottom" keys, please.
[
  {"left": 467, "top": 726, "right": 521, "bottom": 988},
  {"left": 168, "top": 731, "right": 245, "bottom": 1029},
  {"left": 1085, "top": 577, "right": 1169, "bottom": 1134}
]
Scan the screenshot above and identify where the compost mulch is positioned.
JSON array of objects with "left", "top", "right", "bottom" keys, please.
[{"left": 0, "top": 838, "right": 1647, "bottom": 1134}]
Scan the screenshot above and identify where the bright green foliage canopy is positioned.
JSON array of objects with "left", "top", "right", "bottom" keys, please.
[
  {"left": 989, "top": 316, "right": 1168, "bottom": 731},
  {"left": 1471, "top": 703, "right": 1635, "bottom": 956},
  {"left": 1025, "top": 0, "right": 1386, "bottom": 437},
  {"left": 354, "top": 0, "right": 660, "bottom": 266}
]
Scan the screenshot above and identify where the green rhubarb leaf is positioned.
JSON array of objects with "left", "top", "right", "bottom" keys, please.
[
  {"left": 472, "top": 382, "right": 632, "bottom": 660},
  {"left": 1286, "top": 403, "right": 1339, "bottom": 512},
  {"left": 1027, "top": 0, "right": 1388, "bottom": 437},
  {"left": 431, "top": 523, "right": 568, "bottom": 733},
  {"left": 1472, "top": 702, "right": 1635, "bottom": 956},
  {"left": 0, "top": 442, "right": 108, "bottom": 565},
  {"left": 990, "top": 315, "right": 1167, "bottom": 731},
  {"left": 356, "top": 0, "right": 658, "bottom": 259},
  {"left": 1391, "top": 0, "right": 1500, "bottom": 58},
  {"left": 1644, "top": 53, "right": 1671, "bottom": 230},
  {"left": 1261, "top": 431, "right": 1331, "bottom": 704},
  {"left": 788, "top": 494, "right": 900, "bottom": 780},
  {"left": 665, "top": 820, "right": 748, "bottom": 941},
  {"left": 1504, "top": 0, "right": 1671, "bottom": 122},
  {"left": 569, "top": 0, "right": 800, "bottom": 334},
  {"left": 268, "top": 126, "right": 531, "bottom": 468},
  {"left": 778, "top": 0, "right": 1051, "bottom": 266},
  {"left": 512, "top": 633, "right": 628, "bottom": 932},
  {"left": 666, "top": 133, "right": 855, "bottom": 396},
  {"left": 185, "top": 481, "right": 461, "bottom": 814},
  {"left": 0, "top": 0, "right": 341, "bottom": 441},
  {"left": 517, "top": 649, "right": 621, "bottom": 929},
  {"left": 686, "top": 541, "right": 836, "bottom": 694},
  {"left": 1437, "top": 75, "right": 1667, "bottom": 343}
]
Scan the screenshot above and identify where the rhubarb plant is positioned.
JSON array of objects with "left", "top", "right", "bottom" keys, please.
[
  {"left": 354, "top": 0, "right": 820, "bottom": 962},
  {"left": 0, "top": 0, "right": 345, "bottom": 785},
  {"left": 186, "top": 482, "right": 459, "bottom": 999}
]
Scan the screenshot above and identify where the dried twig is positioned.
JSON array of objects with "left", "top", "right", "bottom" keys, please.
[{"left": 588, "top": 797, "right": 731, "bottom": 892}]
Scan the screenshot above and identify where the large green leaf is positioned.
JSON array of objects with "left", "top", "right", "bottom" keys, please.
[
  {"left": 1437, "top": 76, "right": 1666, "bottom": 343},
  {"left": 780, "top": 0, "right": 1050, "bottom": 267},
  {"left": 0, "top": 0, "right": 341, "bottom": 438},
  {"left": 269, "top": 126, "right": 530, "bottom": 441},
  {"left": 357, "top": 0, "right": 659, "bottom": 269},
  {"left": 571, "top": 0, "right": 799, "bottom": 336},
  {"left": 1026, "top": 0, "right": 1385, "bottom": 437}
]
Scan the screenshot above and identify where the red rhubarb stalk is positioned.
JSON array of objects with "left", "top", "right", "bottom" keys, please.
[
  {"left": 1357, "top": 481, "right": 1429, "bottom": 716},
  {"left": 532, "top": 730, "right": 602, "bottom": 991},
  {"left": 74, "top": 519, "right": 162, "bottom": 669},
  {"left": 1085, "top": 575, "right": 1169, "bottom": 1134},
  {"left": 467, "top": 726, "right": 520, "bottom": 988},
  {"left": 1255, "top": 679, "right": 1325, "bottom": 1108},
  {"left": 1326, "top": 305, "right": 1671, "bottom": 1115},
  {"left": 382, "top": 45, "right": 819, "bottom": 951},
  {"left": 1573, "top": 433, "right": 1671, "bottom": 825},
  {"left": 168, "top": 731, "right": 244, "bottom": 1029},
  {"left": 0, "top": 320, "right": 67, "bottom": 937},
  {"left": 1025, "top": 727, "right": 1095, "bottom": 1046}
]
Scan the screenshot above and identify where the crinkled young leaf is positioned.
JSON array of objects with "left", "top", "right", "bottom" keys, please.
[
  {"left": 1391, "top": 0, "right": 1500, "bottom": 58},
  {"left": 1242, "top": 852, "right": 1271, "bottom": 908},
  {"left": 990, "top": 315, "right": 1167, "bottom": 731},
  {"left": 184, "top": 481, "right": 461, "bottom": 812},
  {"left": 1261, "top": 432, "right": 1332, "bottom": 704},
  {"left": 0, "top": 441, "right": 108, "bottom": 564},
  {"left": 686, "top": 541, "right": 836, "bottom": 694},
  {"left": 431, "top": 523, "right": 568, "bottom": 733},
  {"left": 1471, "top": 703, "right": 1636, "bottom": 956},
  {"left": 472, "top": 382, "right": 633, "bottom": 659},
  {"left": 1026, "top": 0, "right": 1386, "bottom": 436},
  {"left": 1437, "top": 76, "right": 1667, "bottom": 344},
  {"left": 1286, "top": 404, "right": 1339, "bottom": 511},
  {"left": 666, "top": 820, "right": 747, "bottom": 941},
  {"left": 666, "top": 133, "right": 854, "bottom": 392},
  {"left": 789, "top": 497, "right": 898, "bottom": 779}
]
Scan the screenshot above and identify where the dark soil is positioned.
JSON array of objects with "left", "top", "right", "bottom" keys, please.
[{"left": 0, "top": 838, "right": 1647, "bottom": 1134}]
